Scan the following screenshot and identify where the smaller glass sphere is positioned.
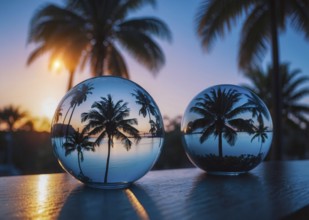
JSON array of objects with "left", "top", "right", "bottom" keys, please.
[
  {"left": 51, "top": 76, "right": 164, "bottom": 189},
  {"left": 181, "top": 84, "right": 273, "bottom": 175}
]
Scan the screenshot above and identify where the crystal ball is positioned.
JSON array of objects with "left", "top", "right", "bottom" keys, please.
[
  {"left": 51, "top": 76, "right": 164, "bottom": 189},
  {"left": 181, "top": 84, "right": 273, "bottom": 175}
]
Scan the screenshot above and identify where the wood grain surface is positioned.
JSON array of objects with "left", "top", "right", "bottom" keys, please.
[{"left": 0, "top": 161, "right": 309, "bottom": 219}]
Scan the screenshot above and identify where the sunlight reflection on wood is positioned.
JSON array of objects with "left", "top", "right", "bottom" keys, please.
[
  {"left": 125, "top": 189, "right": 150, "bottom": 220},
  {"left": 1, "top": 163, "right": 309, "bottom": 219}
]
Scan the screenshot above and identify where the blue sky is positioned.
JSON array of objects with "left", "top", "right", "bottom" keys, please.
[{"left": 0, "top": 0, "right": 308, "bottom": 120}]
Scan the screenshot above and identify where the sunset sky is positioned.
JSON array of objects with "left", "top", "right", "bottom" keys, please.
[{"left": 0, "top": 0, "right": 309, "bottom": 123}]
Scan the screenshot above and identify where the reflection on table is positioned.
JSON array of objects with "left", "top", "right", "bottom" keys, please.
[{"left": 0, "top": 161, "right": 309, "bottom": 219}]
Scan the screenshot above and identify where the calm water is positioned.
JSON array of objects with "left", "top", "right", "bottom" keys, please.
[
  {"left": 183, "top": 132, "right": 272, "bottom": 159},
  {"left": 52, "top": 137, "right": 162, "bottom": 183}
]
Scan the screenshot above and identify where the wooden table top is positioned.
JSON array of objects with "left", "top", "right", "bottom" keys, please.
[{"left": 0, "top": 161, "right": 309, "bottom": 220}]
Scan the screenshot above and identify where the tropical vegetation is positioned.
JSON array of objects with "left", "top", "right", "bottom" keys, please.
[
  {"left": 27, "top": 0, "right": 172, "bottom": 90},
  {"left": 243, "top": 63, "right": 309, "bottom": 128},
  {"left": 195, "top": 0, "right": 309, "bottom": 159},
  {"left": 0, "top": 105, "right": 28, "bottom": 132}
]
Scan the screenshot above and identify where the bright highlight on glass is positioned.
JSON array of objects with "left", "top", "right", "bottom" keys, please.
[
  {"left": 181, "top": 84, "right": 273, "bottom": 175},
  {"left": 51, "top": 76, "right": 164, "bottom": 189}
]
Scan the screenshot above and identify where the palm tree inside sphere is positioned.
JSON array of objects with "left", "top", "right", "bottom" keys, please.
[
  {"left": 64, "top": 83, "right": 94, "bottom": 138},
  {"left": 131, "top": 89, "right": 159, "bottom": 136},
  {"left": 63, "top": 129, "right": 95, "bottom": 182},
  {"left": 189, "top": 87, "right": 255, "bottom": 157},
  {"left": 81, "top": 94, "right": 141, "bottom": 184}
]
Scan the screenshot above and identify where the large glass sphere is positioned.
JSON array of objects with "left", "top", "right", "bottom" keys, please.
[
  {"left": 181, "top": 84, "right": 273, "bottom": 175},
  {"left": 51, "top": 76, "right": 164, "bottom": 189}
]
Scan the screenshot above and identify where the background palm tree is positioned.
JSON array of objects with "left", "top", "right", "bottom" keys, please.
[
  {"left": 27, "top": 0, "right": 172, "bottom": 90},
  {"left": 189, "top": 88, "right": 254, "bottom": 157},
  {"left": 63, "top": 129, "right": 95, "bottom": 181},
  {"left": 243, "top": 63, "right": 309, "bottom": 129},
  {"left": 0, "top": 105, "right": 28, "bottom": 165},
  {"left": 195, "top": 0, "right": 309, "bottom": 159},
  {"left": 131, "top": 89, "right": 157, "bottom": 135},
  {"left": 81, "top": 94, "right": 141, "bottom": 183},
  {"left": 0, "top": 105, "right": 28, "bottom": 132}
]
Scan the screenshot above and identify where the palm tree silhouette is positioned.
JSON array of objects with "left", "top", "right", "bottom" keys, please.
[
  {"left": 64, "top": 83, "right": 94, "bottom": 138},
  {"left": 81, "top": 94, "right": 141, "bottom": 183},
  {"left": 0, "top": 105, "right": 28, "bottom": 132},
  {"left": 243, "top": 63, "right": 309, "bottom": 128},
  {"left": 27, "top": 0, "right": 172, "bottom": 90},
  {"left": 190, "top": 88, "right": 254, "bottom": 157},
  {"left": 196, "top": 1, "right": 309, "bottom": 159},
  {"left": 149, "top": 114, "right": 164, "bottom": 137},
  {"left": 132, "top": 89, "right": 157, "bottom": 136},
  {"left": 245, "top": 92, "right": 271, "bottom": 120},
  {"left": 251, "top": 114, "right": 269, "bottom": 155},
  {"left": 0, "top": 105, "right": 28, "bottom": 165},
  {"left": 63, "top": 129, "right": 95, "bottom": 182}
]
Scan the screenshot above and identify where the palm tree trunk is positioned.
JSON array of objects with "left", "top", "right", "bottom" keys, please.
[
  {"left": 270, "top": 0, "right": 282, "bottom": 160},
  {"left": 5, "top": 132, "right": 13, "bottom": 165},
  {"left": 78, "top": 151, "right": 84, "bottom": 177},
  {"left": 104, "top": 136, "right": 112, "bottom": 184},
  {"left": 62, "top": 107, "right": 70, "bottom": 125},
  {"left": 147, "top": 109, "right": 154, "bottom": 136},
  {"left": 67, "top": 69, "right": 75, "bottom": 91},
  {"left": 259, "top": 141, "right": 263, "bottom": 155},
  {"left": 62, "top": 107, "right": 71, "bottom": 129},
  {"left": 65, "top": 104, "right": 77, "bottom": 139},
  {"left": 147, "top": 109, "right": 152, "bottom": 122},
  {"left": 218, "top": 132, "right": 223, "bottom": 157},
  {"left": 95, "top": 45, "right": 105, "bottom": 76}
]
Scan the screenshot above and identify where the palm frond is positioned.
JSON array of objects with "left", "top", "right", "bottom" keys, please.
[
  {"left": 196, "top": 0, "right": 252, "bottom": 51},
  {"left": 288, "top": 0, "right": 309, "bottom": 39},
  {"left": 238, "top": 3, "right": 270, "bottom": 69},
  {"left": 228, "top": 118, "right": 255, "bottom": 134},
  {"left": 222, "top": 125, "right": 237, "bottom": 146},
  {"left": 119, "top": 17, "right": 172, "bottom": 42},
  {"left": 114, "top": 0, "right": 156, "bottom": 19},
  {"left": 116, "top": 30, "right": 165, "bottom": 73},
  {"left": 200, "top": 123, "right": 216, "bottom": 143},
  {"left": 106, "top": 45, "right": 129, "bottom": 78},
  {"left": 191, "top": 117, "right": 214, "bottom": 132},
  {"left": 26, "top": 44, "right": 48, "bottom": 65}
]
